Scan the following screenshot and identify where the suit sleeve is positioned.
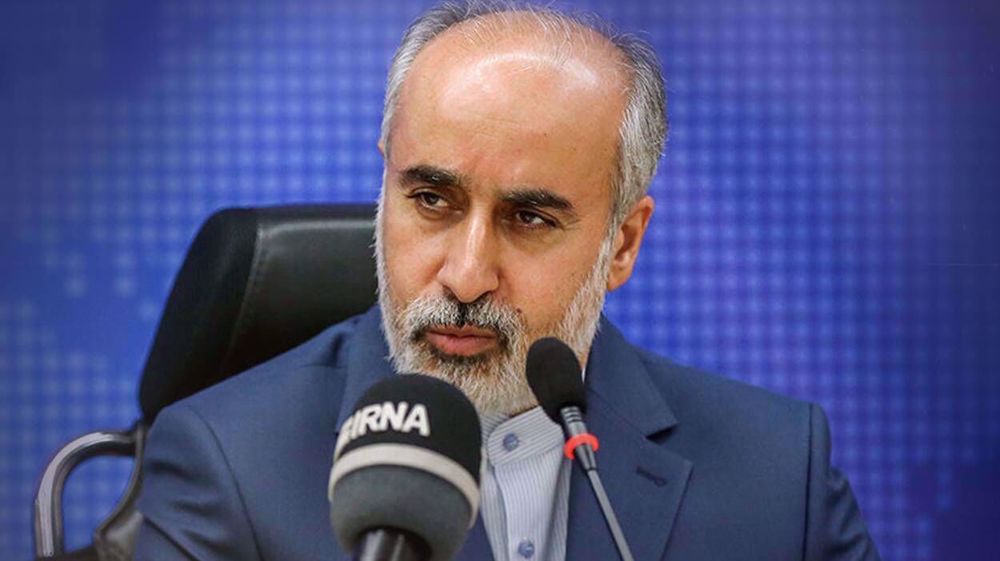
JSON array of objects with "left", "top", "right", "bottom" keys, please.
[
  {"left": 803, "top": 403, "right": 882, "bottom": 561},
  {"left": 134, "top": 403, "right": 262, "bottom": 561}
]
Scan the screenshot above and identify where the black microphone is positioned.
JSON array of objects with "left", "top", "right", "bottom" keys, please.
[
  {"left": 526, "top": 337, "right": 636, "bottom": 561},
  {"left": 328, "top": 374, "right": 482, "bottom": 561}
]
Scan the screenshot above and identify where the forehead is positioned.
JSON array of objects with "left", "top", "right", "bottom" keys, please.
[{"left": 387, "top": 14, "right": 628, "bottom": 210}]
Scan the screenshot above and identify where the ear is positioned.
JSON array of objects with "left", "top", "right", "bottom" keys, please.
[
  {"left": 606, "top": 195, "right": 655, "bottom": 292},
  {"left": 377, "top": 139, "right": 386, "bottom": 158}
]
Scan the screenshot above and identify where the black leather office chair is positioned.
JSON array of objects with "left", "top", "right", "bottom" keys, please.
[{"left": 33, "top": 204, "right": 378, "bottom": 561}]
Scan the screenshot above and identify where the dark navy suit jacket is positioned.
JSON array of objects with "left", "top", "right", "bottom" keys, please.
[{"left": 136, "top": 306, "right": 880, "bottom": 560}]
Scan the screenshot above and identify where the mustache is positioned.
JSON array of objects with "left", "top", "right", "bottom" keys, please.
[{"left": 402, "top": 294, "right": 522, "bottom": 350}]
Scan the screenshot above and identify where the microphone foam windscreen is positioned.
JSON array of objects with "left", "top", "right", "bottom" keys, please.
[
  {"left": 328, "top": 374, "right": 481, "bottom": 561},
  {"left": 526, "top": 337, "right": 586, "bottom": 423}
]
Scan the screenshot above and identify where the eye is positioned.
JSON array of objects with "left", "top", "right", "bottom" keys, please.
[
  {"left": 408, "top": 191, "right": 447, "bottom": 209},
  {"left": 513, "top": 210, "right": 556, "bottom": 229}
]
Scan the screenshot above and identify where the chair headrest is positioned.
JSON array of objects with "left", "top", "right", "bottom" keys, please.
[{"left": 139, "top": 204, "right": 377, "bottom": 423}]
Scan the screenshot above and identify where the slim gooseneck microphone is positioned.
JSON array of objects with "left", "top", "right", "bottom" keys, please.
[
  {"left": 526, "top": 337, "right": 636, "bottom": 561},
  {"left": 328, "top": 374, "right": 482, "bottom": 561}
]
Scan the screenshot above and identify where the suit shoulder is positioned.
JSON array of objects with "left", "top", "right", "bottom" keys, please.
[
  {"left": 635, "top": 346, "right": 812, "bottom": 435},
  {"left": 160, "top": 313, "right": 365, "bottom": 432}
]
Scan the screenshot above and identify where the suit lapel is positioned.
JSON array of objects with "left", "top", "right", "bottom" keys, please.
[
  {"left": 335, "top": 308, "right": 396, "bottom": 429},
  {"left": 565, "top": 319, "right": 693, "bottom": 561}
]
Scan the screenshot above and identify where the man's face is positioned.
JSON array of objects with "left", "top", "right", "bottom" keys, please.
[{"left": 375, "top": 29, "right": 631, "bottom": 415}]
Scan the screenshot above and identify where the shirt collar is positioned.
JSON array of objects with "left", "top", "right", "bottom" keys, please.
[{"left": 482, "top": 407, "right": 564, "bottom": 466}]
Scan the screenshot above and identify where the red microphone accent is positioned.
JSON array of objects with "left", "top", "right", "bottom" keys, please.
[{"left": 564, "top": 433, "right": 600, "bottom": 460}]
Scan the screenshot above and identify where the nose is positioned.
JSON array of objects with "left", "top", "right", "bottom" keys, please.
[{"left": 436, "top": 213, "right": 501, "bottom": 303}]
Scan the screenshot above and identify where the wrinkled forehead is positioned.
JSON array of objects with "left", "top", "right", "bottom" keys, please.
[{"left": 391, "top": 10, "right": 630, "bottom": 149}]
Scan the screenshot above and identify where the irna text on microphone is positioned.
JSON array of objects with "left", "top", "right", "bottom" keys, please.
[{"left": 335, "top": 401, "right": 431, "bottom": 455}]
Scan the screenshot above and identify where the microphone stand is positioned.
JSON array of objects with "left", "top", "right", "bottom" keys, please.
[
  {"left": 354, "top": 528, "right": 427, "bottom": 561},
  {"left": 561, "top": 407, "right": 636, "bottom": 561},
  {"left": 584, "top": 470, "right": 634, "bottom": 561}
]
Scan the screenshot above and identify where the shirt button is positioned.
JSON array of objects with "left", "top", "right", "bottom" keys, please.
[
  {"left": 502, "top": 433, "right": 520, "bottom": 451},
  {"left": 517, "top": 539, "right": 535, "bottom": 558}
]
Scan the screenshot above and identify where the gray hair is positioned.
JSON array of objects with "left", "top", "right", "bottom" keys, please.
[{"left": 378, "top": 1, "right": 667, "bottom": 227}]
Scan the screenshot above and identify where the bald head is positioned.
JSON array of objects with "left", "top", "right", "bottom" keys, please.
[
  {"left": 434, "top": 8, "right": 624, "bottom": 61},
  {"left": 379, "top": 2, "right": 668, "bottom": 226},
  {"left": 388, "top": 10, "right": 628, "bottom": 152},
  {"left": 391, "top": 13, "right": 629, "bottom": 195}
]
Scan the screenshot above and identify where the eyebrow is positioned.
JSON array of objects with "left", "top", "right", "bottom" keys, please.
[
  {"left": 399, "top": 165, "right": 463, "bottom": 189},
  {"left": 398, "top": 164, "right": 578, "bottom": 219},
  {"left": 502, "top": 188, "right": 577, "bottom": 218}
]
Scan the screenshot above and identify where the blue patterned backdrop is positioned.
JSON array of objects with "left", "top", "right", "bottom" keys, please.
[{"left": 1, "top": 1, "right": 998, "bottom": 559}]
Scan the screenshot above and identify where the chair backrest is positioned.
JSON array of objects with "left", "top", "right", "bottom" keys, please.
[
  {"left": 139, "top": 204, "right": 378, "bottom": 423},
  {"left": 35, "top": 204, "right": 378, "bottom": 560}
]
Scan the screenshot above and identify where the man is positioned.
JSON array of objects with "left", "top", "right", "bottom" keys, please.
[{"left": 136, "top": 2, "right": 881, "bottom": 560}]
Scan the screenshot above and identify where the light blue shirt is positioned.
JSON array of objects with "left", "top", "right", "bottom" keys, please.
[{"left": 479, "top": 407, "right": 573, "bottom": 561}]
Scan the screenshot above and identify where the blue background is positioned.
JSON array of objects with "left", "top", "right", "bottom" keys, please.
[{"left": 1, "top": 1, "right": 998, "bottom": 559}]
